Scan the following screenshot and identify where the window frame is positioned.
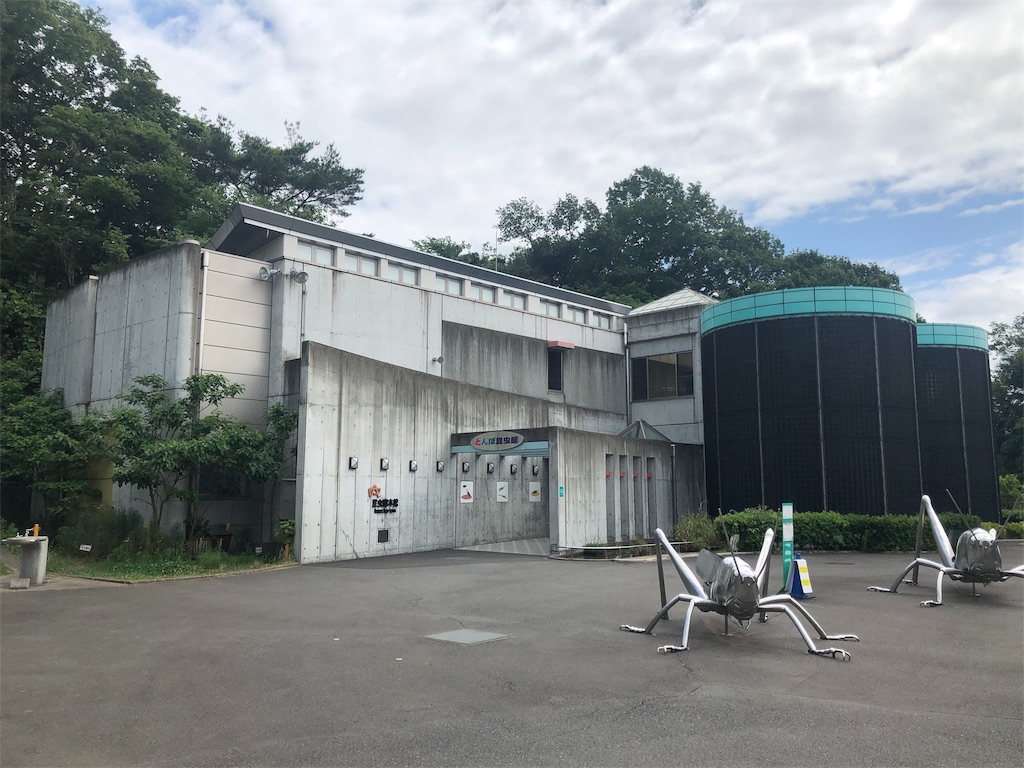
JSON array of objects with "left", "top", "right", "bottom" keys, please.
[
  {"left": 436, "top": 274, "right": 463, "bottom": 296},
  {"left": 503, "top": 291, "right": 526, "bottom": 310},
  {"left": 297, "top": 240, "right": 335, "bottom": 266},
  {"left": 387, "top": 262, "right": 419, "bottom": 286},
  {"left": 473, "top": 283, "right": 496, "bottom": 303},
  {"left": 344, "top": 250, "right": 379, "bottom": 276},
  {"left": 631, "top": 351, "right": 695, "bottom": 401}
]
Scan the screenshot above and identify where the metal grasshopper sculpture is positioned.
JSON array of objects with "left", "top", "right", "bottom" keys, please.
[
  {"left": 620, "top": 527, "right": 858, "bottom": 659},
  {"left": 868, "top": 494, "right": 1024, "bottom": 606}
]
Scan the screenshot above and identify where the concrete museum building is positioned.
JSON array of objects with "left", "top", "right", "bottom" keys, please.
[{"left": 41, "top": 204, "right": 998, "bottom": 563}]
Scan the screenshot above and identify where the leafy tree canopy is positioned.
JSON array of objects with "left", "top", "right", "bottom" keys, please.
[
  {"left": 0, "top": 0, "right": 363, "bottom": 361},
  {"left": 491, "top": 166, "right": 901, "bottom": 306},
  {"left": 990, "top": 314, "right": 1023, "bottom": 480},
  {"left": 109, "top": 374, "right": 297, "bottom": 536}
]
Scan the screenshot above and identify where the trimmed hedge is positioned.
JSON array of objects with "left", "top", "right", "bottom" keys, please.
[{"left": 677, "top": 507, "right": 991, "bottom": 553}]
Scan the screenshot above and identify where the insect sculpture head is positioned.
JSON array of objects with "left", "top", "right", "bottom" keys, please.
[{"left": 954, "top": 527, "right": 1002, "bottom": 579}]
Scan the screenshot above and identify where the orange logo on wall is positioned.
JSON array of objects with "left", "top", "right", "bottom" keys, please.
[{"left": 368, "top": 485, "right": 382, "bottom": 498}]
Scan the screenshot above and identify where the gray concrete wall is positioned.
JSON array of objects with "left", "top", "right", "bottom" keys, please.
[
  {"left": 42, "top": 242, "right": 202, "bottom": 415},
  {"left": 442, "top": 323, "right": 626, "bottom": 413},
  {"left": 295, "top": 342, "right": 633, "bottom": 563},
  {"left": 42, "top": 276, "right": 99, "bottom": 411},
  {"left": 628, "top": 303, "right": 706, "bottom": 444},
  {"left": 548, "top": 428, "right": 674, "bottom": 550},
  {"left": 199, "top": 252, "right": 272, "bottom": 425}
]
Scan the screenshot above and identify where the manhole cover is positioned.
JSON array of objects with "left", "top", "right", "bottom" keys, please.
[{"left": 426, "top": 629, "right": 510, "bottom": 645}]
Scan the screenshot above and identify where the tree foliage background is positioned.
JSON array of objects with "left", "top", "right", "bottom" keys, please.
[{"left": 0, "top": 0, "right": 363, "bottom": 384}]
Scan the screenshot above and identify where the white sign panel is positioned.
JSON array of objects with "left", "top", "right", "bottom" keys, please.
[
  {"left": 459, "top": 481, "right": 474, "bottom": 503},
  {"left": 470, "top": 431, "right": 525, "bottom": 452},
  {"left": 529, "top": 482, "right": 542, "bottom": 503},
  {"left": 496, "top": 482, "right": 509, "bottom": 503}
]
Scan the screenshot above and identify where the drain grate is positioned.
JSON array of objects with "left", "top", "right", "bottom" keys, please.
[{"left": 426, "top": 629, "right": 511, "bottom": 645}]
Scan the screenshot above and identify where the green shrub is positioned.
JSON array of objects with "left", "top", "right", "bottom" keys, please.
[
  {"left": 673, "top": 515, "right": 722, "bottom": 551},
  {"left": 1005, "top": 522, "right": 1024, "bottom": 539},
  {"left": 1, "top": 518, "right": 21, "bottom": 554},
  {"left": 54, "top": 507, "right": 147, "bottom": 559},
  {"left": 793, "top": 511, "right": 848, "bottom": 550},
  {"left": 718, "top": 507, "right": 778, "bottom": 551}
]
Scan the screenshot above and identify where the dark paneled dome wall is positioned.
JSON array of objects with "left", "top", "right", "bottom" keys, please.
[{"left": 700, "top": 289, "right": 997, "bottom": 520}]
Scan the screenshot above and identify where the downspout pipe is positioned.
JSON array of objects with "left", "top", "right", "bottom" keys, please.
[{"left": 197, "top": 250, "right": 210, "bottom": 374}]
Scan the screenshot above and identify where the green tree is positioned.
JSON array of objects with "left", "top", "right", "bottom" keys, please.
[
  {"left": 412, "top": 236, "right": 483, "bottom": 264},
  {"left": 0, "top": 366, "right": 108, "bottom": 530},
  {"left": 990, "top": 314, "right": 1023, "bottom": 481},
  {"left": 751, "top": 249, "right": 901, "bottom": 294},
  {"left": 495, "top": 167, "right": 902, "bottom": 306},
  {"left": 0, "top": 0, "right": 364, "bottom": 370},
  {"left": 108, "top": 374, "right": 297, "bottom": 537}
]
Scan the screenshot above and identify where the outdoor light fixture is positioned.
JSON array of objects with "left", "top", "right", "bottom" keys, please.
[
  {"left": 258, "top": 266, "right": 281, "bottom": 281},
  {"left": 462, "top": 462, "right": 470, "bottom": 473},
  {"left": 532, "top": 465, "right": 540, "bottom": 476},
  {"left": 380, "top": 458, "right": 389, "bottom": 471},
  {"left": 348, "top": 457, "right": 359, "bottom": 470},
  {"left": 436, "top": 461, "right": 445, "bottom": 472},
  {"left": 409, "top": 460, "right": 418, "bottom": 472},
  {"left": 509, "top": 464, "right": 518, "bottom": 475},
  {"left": 487, "top": 463, "right": 495, "bottom": 474},
  {"left": 289, "top": 269, "right": 309, "bottom": 283}
]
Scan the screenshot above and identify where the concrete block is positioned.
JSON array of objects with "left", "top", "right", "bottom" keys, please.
[{"left": 9, "top": 578, "right": 30, "bottom": 590}]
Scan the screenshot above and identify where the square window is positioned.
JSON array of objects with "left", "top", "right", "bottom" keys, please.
[
  {"left": 541, "top": 300, "right": 561, "bottom": 318},
  {"left": 594, "top": 313, "right": 611, "bottom": 329},
  {"left": 345, "top": 251, "right": 379, "bottom": 276},
  {"left": 298, "top": 241, "right": 335, "bottom": 266},
  {"left": 387, "top": 263, "right": 419, "bottom": 285},
  {"left": 474, "top": 283, "right": 496, "bottom": 303},
  {"left": 567, "top": 306, "right": 586, "bottom": 323},
  {"left": 436, "top": 274, "right": 463, "bottom": 295},
  {"left": 504, "top": 291, "right": 526, "bottom": 310}
]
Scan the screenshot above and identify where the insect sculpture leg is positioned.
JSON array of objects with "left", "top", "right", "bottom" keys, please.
[
  {"left": 759, "top": 603, "right": 854, "bottom": 660},
  {"left": 758, "top": 594, "right": 859, "bottom": 642},
  {"left": 867, "top": 558, "right": 947, "bottom": 594},
  {"left": 620, "top": 594, "right": 714, "bottom": 653}
]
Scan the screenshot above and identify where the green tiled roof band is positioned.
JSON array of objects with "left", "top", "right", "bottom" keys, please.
[
  {"left": 916, "top": 323, "right": 989, "bottom": 350},
  {"left": 700, "top": 287, "right": 917, "bottom": 334}
]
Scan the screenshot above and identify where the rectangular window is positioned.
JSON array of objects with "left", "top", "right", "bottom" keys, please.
[
  {"left": 541, "top": 300, "right": 561, "bottom": 318},
  {"left": 547, "top": 348, "right": 563, "bottom": 391},
  {"left": 473, "top": 283, "right": 496, "bottom": 303},
  {"left": 344, "top": 251, "right": 379, "bottom": 276},
  {"left": 567, "top": 306, "right": 586, "bottom": 323},
  {"left": 594, "top": 312, "right": 611, "bottom": 329},
  {"left": 504, "top": 291, "right": 526, "bottom": 310},
  {"left": 436, "top": 274, "right": 463, "bottom": 295},
  {"left": 631, "top": 352, "right": 694, "bottom": 400},
  {"left": 298, "top": 241, "right": 335, "bottom": 266},
  {"left": 387, "top": 263, "right": 419, "bottom": 285}
]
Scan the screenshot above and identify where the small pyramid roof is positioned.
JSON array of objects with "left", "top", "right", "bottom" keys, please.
[{"left": 630, "top": 288, "right": 716, "bottom": 316}]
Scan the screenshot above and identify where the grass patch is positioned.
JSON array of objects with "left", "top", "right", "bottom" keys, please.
[{"left": 46, "top": 550, "right": 290, "bottom": 582}]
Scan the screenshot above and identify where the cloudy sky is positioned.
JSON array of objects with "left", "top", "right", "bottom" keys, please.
[{"left": 89, "top": 0, "right": 1022, "bottom": 329}]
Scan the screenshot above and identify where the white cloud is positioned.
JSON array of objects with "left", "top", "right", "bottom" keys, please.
[
  {"left": 91, "top": 0, "right": 1023, "bottom": 248},
  {"left": 959, "top": 199, "right": 1024, "bottom": 217},
  {"left": 904, "top": 240, "right": 1024, "bottom": 327}
]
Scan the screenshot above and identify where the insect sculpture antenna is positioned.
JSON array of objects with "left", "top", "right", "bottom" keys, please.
[
  {"left": 946, "top": 488, "right": 979, "bottom": 543},
  {"left": 716, "top": 508, "right": 741, "bottom": 572}
]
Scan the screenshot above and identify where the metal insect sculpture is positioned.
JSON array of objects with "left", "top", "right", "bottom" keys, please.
[
  {"left": 868, "top": 494, "right": 1024, "bottom": 606},
  {"left": 620, "top": 526, "right": 858, "bottom": 659}
]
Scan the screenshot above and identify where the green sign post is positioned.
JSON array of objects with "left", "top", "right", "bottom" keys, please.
[{"left": 781, "top": 502, "right": 794, "bottom": 590}]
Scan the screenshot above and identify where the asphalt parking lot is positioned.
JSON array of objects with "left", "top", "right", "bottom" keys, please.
[{"left": 2, "top": 543, "right": 1023, "bottom": 768}]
